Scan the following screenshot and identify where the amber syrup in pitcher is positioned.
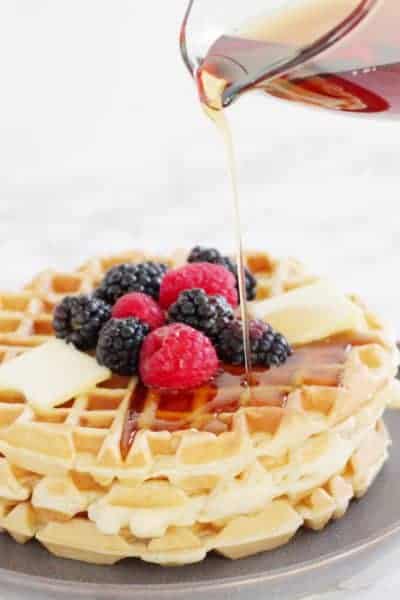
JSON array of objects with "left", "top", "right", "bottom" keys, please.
[{"left": 197, "top": 0, "right": 400, "bottom": 116}]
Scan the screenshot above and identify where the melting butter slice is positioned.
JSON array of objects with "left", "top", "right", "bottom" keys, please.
[
  {"left": 0, "top": 339, "right": 110, "bottom": 411},
  {"left": 249, "top": 280, "right": 367, "bottom": 345}
]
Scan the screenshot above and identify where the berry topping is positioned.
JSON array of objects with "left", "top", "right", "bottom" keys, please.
[
  {"left": 168, "top": 289, "right": 234, "bottom": 342},
  {"left": 96, "top": 318, "right": 150, "bottom": 376},
  {"left": 112, "top": 292, "right": 165, "bottom": 330},
  {"left": 188, "top": 246, "right": 257, "bottom": 301},
  {"left": 53, "top": 295, "right": 111, "bottom": 351},
  {"left": 159, "top": 263, "right": 238, "bottom": 309},
  {"left": 216, "top": 319, "right": 292, "bottom": 367},
  {"left": 140, "top": 324, "right": 219, "bottom": 389},
  {"left": 188, "top": 246, "right": 224, "bottom": 265},
  {"left": 95, "top": 262, "right": 168, "bottom": 305}
]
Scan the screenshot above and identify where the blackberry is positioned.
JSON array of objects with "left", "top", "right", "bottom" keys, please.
[
  {"left": 223, "top": 256, "right": 257, "bottom": 302},
  {"left": 216, "top": 319, "right": 292, "bottom": 368},
  {"left": 96, "top": 318, "right": 150, "bottom": 376},
  {"left": 53, "top": 295, "right": 111, "bottom": 351},
  {"left": 188, "top": 246, "right": 224, "bottom": 265},
  {"left": 188, "top": 246, "right": 257, "bottom": 301},
  {"left": 168, "top": 289, "right": 234, "bottom": 342},
  {"left": 95, "top": 262, "right": 168, "bottom": 305}
]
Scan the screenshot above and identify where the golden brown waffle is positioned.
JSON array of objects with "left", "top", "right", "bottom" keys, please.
[{"left": 0, "top": 250, "right": 397, "bottom": 566}]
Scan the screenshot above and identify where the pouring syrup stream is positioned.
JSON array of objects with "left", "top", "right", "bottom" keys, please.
[{"left": 198, "top": 71, "right": 253, "bottom": 385}]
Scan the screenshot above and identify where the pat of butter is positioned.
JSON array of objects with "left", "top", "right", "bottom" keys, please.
[
  {"left": 0, "top": 339, "right": 110, "bottom": 411},
  {"left": 249, "top": 280, "right": 367, "bottom": 345}
]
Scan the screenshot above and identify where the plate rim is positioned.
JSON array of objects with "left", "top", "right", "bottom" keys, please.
[{"left": 1, "top": 515, "right": 400, "bottom": 597}]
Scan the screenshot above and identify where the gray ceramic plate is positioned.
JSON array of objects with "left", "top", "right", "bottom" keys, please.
[{"left": 1, "top": 412, "right": 400, "bottom": 600}]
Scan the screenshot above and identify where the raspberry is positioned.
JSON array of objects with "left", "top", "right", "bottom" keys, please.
[
  {"left": 112, "top": 292, "right": 165, "bottom": 330},
  {"left": 216, "top": 319, "right": 292, "bottom": 367},
  {"left": 159, "top": 263, "right": 238, "bottom": 309},
  {"left": 168, "top": 289, "right": 234, "bottom": 342},
  {"left": 140, "top": 324, "right": 219, "bottom": 389},
  {"left": 53, "top": 295, "right": 111, "bottom": 351},
  {"left": 96, "top": 318, "right": 150, "bottom": 376},
  {"left": 188, "top": 246, "right": 257, "bottom": 301}
]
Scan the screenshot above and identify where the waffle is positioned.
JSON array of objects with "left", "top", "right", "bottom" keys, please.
[{"left": 0, "top": 250, "right": 397, "bottom": 566}]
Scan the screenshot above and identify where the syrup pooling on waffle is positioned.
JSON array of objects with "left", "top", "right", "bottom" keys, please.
[{"left": 119, "top": 331, "right": 381, "bottom": 458}]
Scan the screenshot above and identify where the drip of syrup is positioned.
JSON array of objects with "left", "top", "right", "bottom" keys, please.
[{"left": 120, "top": 383, "right": 147, "bottom": 459}]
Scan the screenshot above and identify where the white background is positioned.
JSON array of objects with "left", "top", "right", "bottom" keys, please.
[{"left": 0, "top": 1, "right": 399, "bottom": 598}]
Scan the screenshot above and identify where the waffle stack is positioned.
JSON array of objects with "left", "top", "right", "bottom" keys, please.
[{"left": 0, "top": 250, "right": 397, "bottom": 566}]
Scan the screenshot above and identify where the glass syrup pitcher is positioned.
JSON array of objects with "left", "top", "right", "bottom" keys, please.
[{"left": 180, "top": 0, "right": 400, "bottom": 117}]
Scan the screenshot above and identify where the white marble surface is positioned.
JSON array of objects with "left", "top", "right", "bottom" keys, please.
[{"left": 0, "top": 1, "right": 399, "bottom": 598}]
